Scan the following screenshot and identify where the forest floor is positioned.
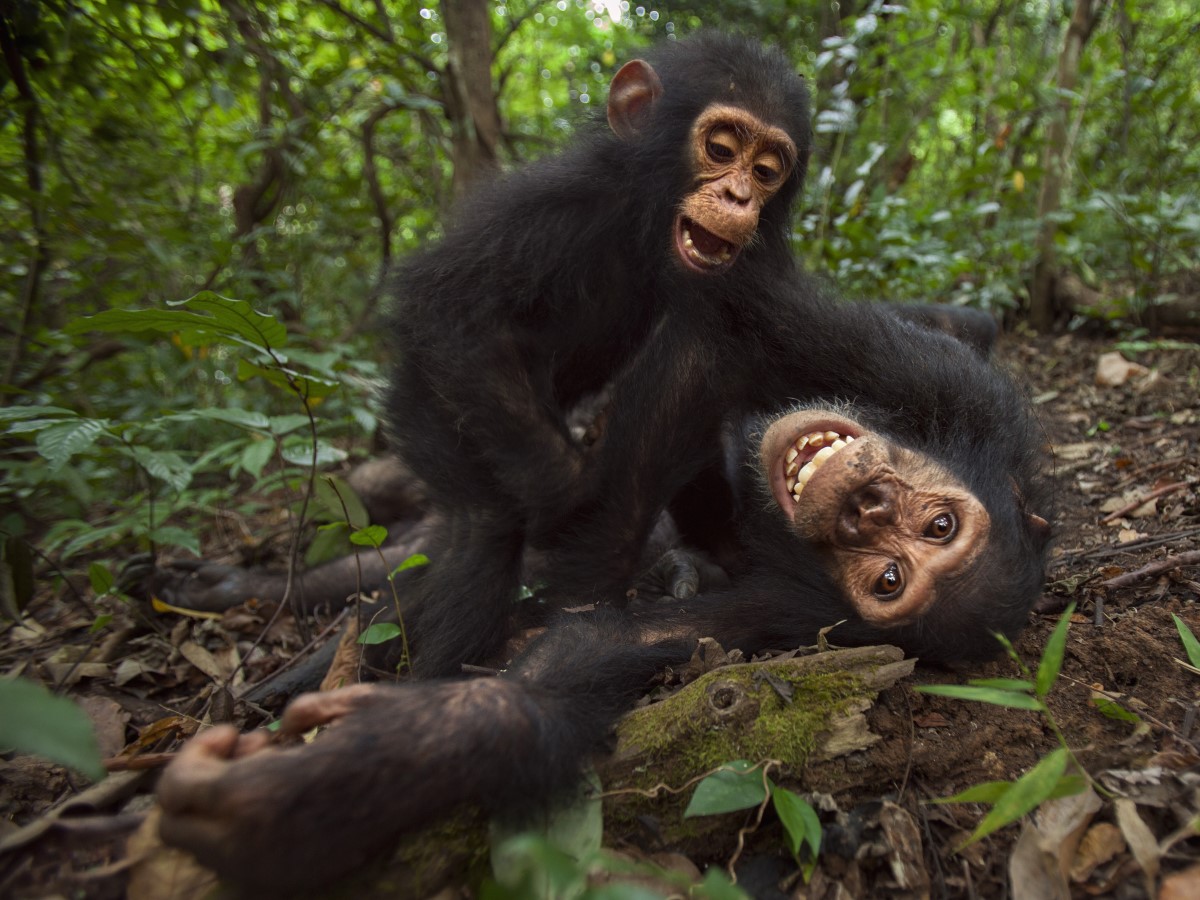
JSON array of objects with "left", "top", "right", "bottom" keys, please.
[{"left": 1, "top": 331, "right": 1199, "bottom": 899}]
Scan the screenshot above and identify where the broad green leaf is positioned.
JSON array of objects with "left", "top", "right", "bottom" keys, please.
[
  {"left": 914, "top": 684, "right": 1043, "bottom": 710},
  {"left": 684, "top": 760, "right": 768, "bottom": 818},
  {"left": 130, "top": 447, "right": 193, "bottom": 492},
  {"left": 240, "top": 439, "right": 275, "bottom": 479},
  {"left": 694, "top": 868, "right": 751, "bottom": 900},
  {"left": 961, "top": 748, "right": 1075, "bottom": 847},
  {"left": 237, "top": 359, "right": 338, "bottom": 400},
  {"left": 350, "top": 525, "right": 388, "bottom": 548},
  {"left": 279, "top": 438, "right": 348, "bottom": 468},
  {"left": 968, "top": 678, "right": 1034, "bottom": 692},
  {"left": 1036, "top": 601, "right": 1075, "bottom": 698},
  {"left": 1172, "top": 615, "right": 1200, "bottom": 669},
  {"left": 170, "top": 407, "right": 271, "bottom": 430},
  {"left": 314, "top": 476, "right": 370, "bottom": 529},
  {"left": 67, "top": 293, "right": 287, "bottom": 354},
  {"left": 88, "top": 562, "right": 115, "bottom": 595},
  {"left": 90, "top": 613, "right": 114, "bottom": 633},
  {"left": 0, "top": 405, "right": 76, "bottom": 423},
  {"left": 148, "top": 525, "right": 202, "bottom": 556},
  {"left": 358, "top": 623, "right": 402, "bottom": 645},
  {"left": 0, "top": 678, "right": 106, "bottom": 781},
  {"left": 35, "top": 419, "right": 108, "bottom": 469},
  {"left": 771, "top": 785, "right": 821, "bottom": 859}
]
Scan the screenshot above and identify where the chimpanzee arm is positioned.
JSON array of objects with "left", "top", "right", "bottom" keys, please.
[
  {"left": 157, "top": 612, "right": 695, "bottom": 894},
  {"left": 538, "top": 313, "right": 728, "bottom": 586}
]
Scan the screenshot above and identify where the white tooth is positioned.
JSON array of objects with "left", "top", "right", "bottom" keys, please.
[
  {"left": 808, "top": 433, "right": 825, "bottom": 449},
  {"left": 831, "top": 439, "right": 847, "bottom": 451},
  {"left": 786, "top": 460, "right": 799, "bottom": 477},
  {"left": 812, "top": 446, "right": 837, "bottom": 466},
  {"left": 792, "top": 491, "right": 801, "bottom": 502},
  {"left": 845, "top": 435, "right": 855, "bottom": 442},
  {"left": 786, "top": 447, "right": 798, "bottom": 463},
  {"left": 795, "top": 435, "right": 809, "bottom": 451},
  {"left": 824, "top": 431, "right": 840, "bottom": 443},
  {"left": 685, "top": 238, "right": 695, "bottom": 249},
  {"left": 797, "top": 461, "right": 816, "bottom": 484}
]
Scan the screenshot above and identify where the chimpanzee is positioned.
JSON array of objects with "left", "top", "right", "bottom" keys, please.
[
  {"left": 377, "top": 32, "right": 813, "bottom": 677},
  {"left": 156, "top": 287, "right": 1053, "bottom": 894}
]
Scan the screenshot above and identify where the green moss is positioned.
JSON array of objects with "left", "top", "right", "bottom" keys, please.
[{"left": 603, "top": 660, "right": 873, "bottom": 838}]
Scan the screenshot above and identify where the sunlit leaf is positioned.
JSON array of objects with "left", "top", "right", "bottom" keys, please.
[
  {"left": 961, "top": 748, "right": 1076, "bottom": 847},
  {"left": 350, "top": 525, "right": 388, "bottom": 548},
  {"left": 914, "top": 684, "right": 1043, "bottom": 710},
  {"left": 358, "top": 623, "right": 402, "bottom": 645}
]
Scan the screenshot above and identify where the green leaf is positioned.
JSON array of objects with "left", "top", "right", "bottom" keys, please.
[
  {"left": 358, "top": 623, "right": 402, "bottom": 645},
  {"left": 914, "top": 684, "right": 1044, "bottom": 710},
  {"left": 314, "top": 476, "right": 370, "bottom": 529},
  {"left": 279, "top": 438, "right": 348, "bottom": 468},
  {"left": 350, "top": 525, "right": 388, "bottom": 548},
  {"left": 1172, "top": 614, "right": 1200, "bottom": 669},
  {"left": 130, "top": 447, "right": 193, "bottom": 492},
  {"left": 961, "top": 748, "right": 1073, "bottom": 847},
  {"left": 88, "top": 562, "right": 115, "bottom": 595},
  {"left": 90, "top": 613, "right": 114, "bottom": 633},
  {"left": 934, "top": 773, "right": 1088, "bottom": 807},
  {"left": 35, "top": 419, "right": 109, "bottom": 469},
  {"left": 1091, "top": 695, "right": 1142, "bottom": 724},
  {"left": 967, "top": 678, "right": 1034, "bottom": 692},
  {"left": 684, "top": 761, "right": 768, "bottom": 818},
  {"left": 930, "top": 780, "right": 1013, "bottom": 805},
  {"left": 1036, "top": 601, "right": 1075, "bottom": 698},
  {"left": 771, "top": 785, "right": 821, "bottom": 859},
  {"left": 391, "top": 553, "right": 430, "bottom": 577},
  {"left": 148, "top": 525, "right": 202, "bottom": 556},
  {"left": 693, "top": 868, "right": 752, "bottom": 900},
  {"left": 67, "top": 293, "right": 287, "bottom": 353},
  {"left": 0, "top": 678, "right": 106, "bottom": 780},
  {"left": 239, "top": 439, "right": 275, "bottom": 479}
]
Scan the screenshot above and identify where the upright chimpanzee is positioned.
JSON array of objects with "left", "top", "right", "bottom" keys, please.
[
  {"left": 157, "top": 287, "right": 1053, "bottom": 894},
  {"left": 379, "top": 33, "right": 812, "bottom": 677}
]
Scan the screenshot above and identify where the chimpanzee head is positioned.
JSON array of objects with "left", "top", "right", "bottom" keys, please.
[
  {"left": 603, "top": 33, "right": 812, "bottom": 275},
  {"left": 750, "top": 403, "right": 1053, "bottom": 662}
]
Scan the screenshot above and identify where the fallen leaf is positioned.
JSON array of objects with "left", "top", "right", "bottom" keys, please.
[
  {"left": 1069, "top": 822, "right": 1124, "bottom": 883},
  {"left": 914, "top": 712, "right": 951, "bottom": 728},
  {"left": 78, "top": 695, "right": 129, "bottom": 758},
  {"left": 1115, "top": 798, "right": 1160, "bottom": 880},
  {"left": 1008, "top": 786, "right": 1101, "bottom": 899},
  {"left": 1095, "top": 352, "right": 1149, "bottom": 387}
]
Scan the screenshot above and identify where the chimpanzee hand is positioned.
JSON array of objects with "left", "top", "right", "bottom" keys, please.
[
  {"left": 158, "top": 680, "right": 532, "bottom": 894},
  {"left": 633, "top": 548, "right": 731, "bottom": 602}
]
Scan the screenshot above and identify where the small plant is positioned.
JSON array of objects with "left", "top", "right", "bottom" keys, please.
[
  {"left": 1171, "top": 613, "right": 1200, "bottom": 674},
  {"left": 916, "top": 603, "right": 1095, "bottom": 846},
  {"left": 684, "top": 760, "right": 822, "bottom": 882}
]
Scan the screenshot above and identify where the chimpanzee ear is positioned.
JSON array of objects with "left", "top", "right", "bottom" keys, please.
[{"left": 607, "top": 60, "right": 662, "bottom": 141}]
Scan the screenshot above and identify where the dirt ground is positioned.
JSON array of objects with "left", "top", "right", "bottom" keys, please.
[{"left": 1, "top": 331, "right": 1198, "bottom": 899}]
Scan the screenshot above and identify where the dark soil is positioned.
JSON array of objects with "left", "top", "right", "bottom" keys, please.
[{"left": 2, "top": 332, "right": 1198, "bottom": 899}]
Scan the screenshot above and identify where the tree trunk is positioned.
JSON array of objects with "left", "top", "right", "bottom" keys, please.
[
  {"left": 440, "top": 0, "right": 501, "bottom": 197},
  {"left": 1029, "top": 0, "right": 1104, "bottom": 331}
]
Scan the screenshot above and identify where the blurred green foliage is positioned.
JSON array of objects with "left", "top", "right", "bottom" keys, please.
[{"left": 1, "top": 0, "right": 1197, "bottom": 575}]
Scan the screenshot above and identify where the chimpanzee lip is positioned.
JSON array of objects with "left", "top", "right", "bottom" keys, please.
[
  {"left": 674, "top": 215, "right": 738, "bottom": 273},
  {"left": 764, "top": 412, "right": 866, "bottom": 519}
]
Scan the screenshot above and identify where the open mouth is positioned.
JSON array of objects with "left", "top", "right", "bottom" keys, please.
[
  {"left": 674, "top": 216, "right": 739, "bottom": 272},
  {"left": 780, "top": 428, "right": 858, "bottom": 503}
]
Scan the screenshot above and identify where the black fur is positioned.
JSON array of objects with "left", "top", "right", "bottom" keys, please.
[{"left": 382, "top": 33, "right": 812, "bottom": 676}]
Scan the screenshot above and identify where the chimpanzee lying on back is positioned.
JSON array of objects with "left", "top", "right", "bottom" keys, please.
[{"left": 156, "top": 288, "right": 1052, "bottom": 894}]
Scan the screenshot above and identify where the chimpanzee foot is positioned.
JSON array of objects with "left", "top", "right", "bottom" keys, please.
[{"left": 148, "top": 560, "right": 278, "bottom": 613}]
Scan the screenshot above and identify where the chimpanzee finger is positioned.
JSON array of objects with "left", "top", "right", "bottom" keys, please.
[
  {"left": 158, "top": 726, "right": 244, "bottom": 813},
  {"left": 279, "top": 683, "right": 379, "bottom": 734}
]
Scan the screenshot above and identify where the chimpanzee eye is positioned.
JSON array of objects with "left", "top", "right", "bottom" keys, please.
[
  {"left": 706, "top": 127, "right": 738, "bottom": 163},
  {"left": 924, "top": 512, "right": 957, "bottom": 542},
  {"left": 753, "top": 155, "right": 783, "bottom": 184},
  {"left": 873, "top": 563, "right": 903, "bottom": 599}
]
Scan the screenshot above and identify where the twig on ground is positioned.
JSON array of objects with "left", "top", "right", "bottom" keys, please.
[{"left": 1099, "top": 550, "right": 1200, "bottom": 589}]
